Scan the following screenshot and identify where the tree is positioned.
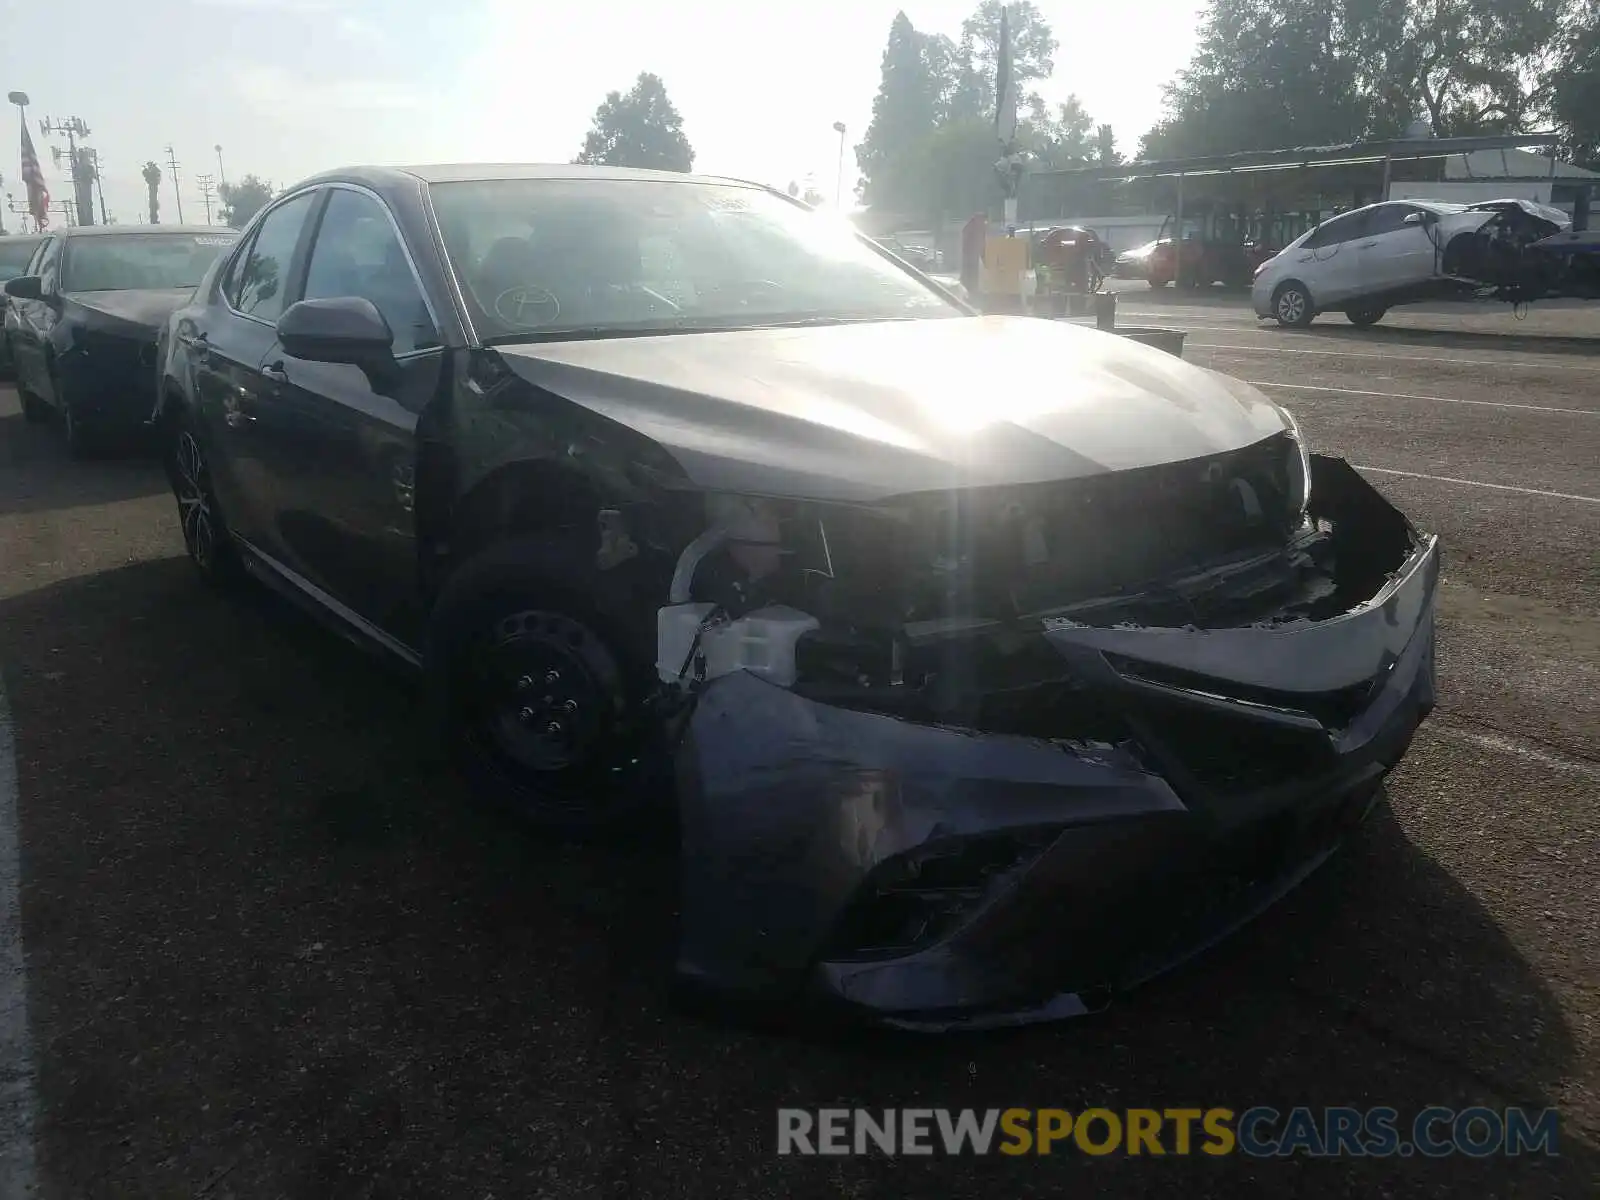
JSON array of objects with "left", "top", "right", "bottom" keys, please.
[
  {"left": 959, "top": 0, "right": 1059, "bottom": 116},
  {"left": 1139, "top": 0, "right": 1383, "bottom": 160},
  {"left": 141, "top": 161, "right": 162, "bottom": 225},
  {"left": 1022, "top": 94, "right": 1096, "bottom": 169},
  {"left": 218, "top": 175, "right": 274, "bottom": 228},
  {"left": 1095, "top": 124, "right": 1121, "bottom": 166},
  {"left": 855, "top": 13, "right": 946, "bottom": 204},
  {"left": 1141, "top": 0, "right": 1569, "bottom": 161},
  {"left": 1547, "top": 1, "right": 1600, "bottom": 166},
  {"left": 574, "top": 72, "right": 694, "bottom": 171}
]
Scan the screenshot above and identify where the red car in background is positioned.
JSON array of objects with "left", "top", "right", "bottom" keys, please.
[{"left": 1114, "top": 214, "right": 1281, "bottom": 290}]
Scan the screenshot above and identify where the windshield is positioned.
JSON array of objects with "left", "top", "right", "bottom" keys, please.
[
  {"left": 62, "top": 232, "right": 239, "bottom": 293},
  {"left": 429, "top": 177, "right": 960, "bottom": 341},
  {"left": 0, "top": 239, "right": 42, "bottom": 281}
]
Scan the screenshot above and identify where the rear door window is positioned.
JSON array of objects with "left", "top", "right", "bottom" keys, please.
[{"left": 1304, "top": 211, "right": 1367, "bottom": 250}]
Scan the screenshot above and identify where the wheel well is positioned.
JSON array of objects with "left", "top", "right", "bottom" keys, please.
[
  {"left": 428, "top": 461, "right": 605, "bottom": 583},
  {"left": 1272, "top": 278, "right": 1309, "bottom": 301}
]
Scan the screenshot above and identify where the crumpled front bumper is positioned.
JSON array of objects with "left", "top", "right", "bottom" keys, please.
[{"left": 672, "top": 470, "right": 1441, "bottom": 1031}]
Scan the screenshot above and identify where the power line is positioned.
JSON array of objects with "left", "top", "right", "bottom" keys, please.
[{"left": 164, "top": 145, "right": 184, "bottom": 224}]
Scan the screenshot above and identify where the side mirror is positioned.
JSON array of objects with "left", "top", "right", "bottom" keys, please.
[
  {"left": 3, "top": 274, "right": 43, "bottom": 301},
  {"left": 1402, "top": 211, "right": 1434, "bottom": 226},
  {"left": 276, "top": 296, "right": 398, "bottom": 386}
]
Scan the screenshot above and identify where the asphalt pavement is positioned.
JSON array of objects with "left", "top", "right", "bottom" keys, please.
[{"left": 1, "top": 293, "right": 1596, "bottom": 1198}]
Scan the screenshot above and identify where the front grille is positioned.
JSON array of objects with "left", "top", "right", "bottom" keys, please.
[
  {"left": 1107, "top": 654, "right": 1383, "bottom": 732},
  {"left": 1129, "top": 698, "right": 1335, "bottom": 793}
]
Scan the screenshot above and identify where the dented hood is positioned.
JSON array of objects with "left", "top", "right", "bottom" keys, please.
[{"left": 494, "top": 316, "right": 1289, "bottom": 502}]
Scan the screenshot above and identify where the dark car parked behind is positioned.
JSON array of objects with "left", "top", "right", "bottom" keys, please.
[
  {"left": 154, "top": 164, "right": 1438, "bottom": 1030},
  {"left": 4, "top": 224, "right": 238, "bottom": 453},
  {"left": 0, "top": 232, "right": 48, "bottom": 378}
]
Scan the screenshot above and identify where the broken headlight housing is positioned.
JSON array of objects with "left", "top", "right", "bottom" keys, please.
[{"left": 1277, "top": 405, "right": 1312, "bottom": 518}]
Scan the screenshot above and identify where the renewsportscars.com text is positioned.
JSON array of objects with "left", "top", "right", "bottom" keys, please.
[{"left": 776, "top": 1106, "right": 1560, "bottom": 1158}]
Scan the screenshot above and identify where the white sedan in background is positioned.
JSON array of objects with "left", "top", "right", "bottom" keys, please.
[{"left": 1252, "top": 198, "right": 1569, "bottom": 327}]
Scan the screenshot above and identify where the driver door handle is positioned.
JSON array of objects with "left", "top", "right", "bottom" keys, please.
[{"left": 1361, "top": 240, "right": 1379, "bottom": 248}]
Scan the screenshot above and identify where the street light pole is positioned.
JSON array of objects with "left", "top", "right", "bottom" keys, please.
[
  {"left": 832, "top": 121, "right": 846, "bottom": 209},
  {"left": 215, "top": 144, "right": 227, "bottom": 191}
]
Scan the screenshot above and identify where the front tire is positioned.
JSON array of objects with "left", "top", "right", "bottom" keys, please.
[
  {"left": 1272, "top": 281, "right": 1315, "bottom": 327},
  {"left": 165, "top": 407, "right": 238, "bottom": 586},
  {"left": 426, "top": 540, "right": 662, "bottom": 836}
]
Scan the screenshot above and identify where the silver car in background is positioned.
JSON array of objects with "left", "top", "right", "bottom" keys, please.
[{"left": 1252, "top": 198, "right": 1569, "bottom": 327}]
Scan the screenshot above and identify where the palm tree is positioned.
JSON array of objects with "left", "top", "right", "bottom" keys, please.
[{"left": 142, "top": 161, "right": 162, "bottom": 224}]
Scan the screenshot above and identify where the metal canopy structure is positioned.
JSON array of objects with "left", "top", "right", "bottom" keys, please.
[
  {"left": 1032, "top": 134, "right": 1565, "bottom": 183},
  {"left": 1030, "top": 134, "right": 1569, "bottom": 286}
]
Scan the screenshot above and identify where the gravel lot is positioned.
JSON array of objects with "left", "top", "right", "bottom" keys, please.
[{"left": 1, "top": 294, "right": 1596, "bottom": 1198}]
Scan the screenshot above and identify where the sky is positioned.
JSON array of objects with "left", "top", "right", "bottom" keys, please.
[{"left": 0, "top": 0, "right": 1207, "bottom": 229}]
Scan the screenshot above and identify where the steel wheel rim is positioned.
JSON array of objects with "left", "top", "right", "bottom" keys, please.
[
  {"left": 1278, "top": 290, "right": 1306, "bottom": 323},
  {"left": 175, "top": 430, "right": 216, "bottom": 569},
  {"left": 468, "top": 610, "right": 617, "bottom": 776}
]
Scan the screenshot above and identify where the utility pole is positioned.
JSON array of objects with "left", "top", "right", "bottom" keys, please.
[
  {"left": 196, "top": 173, "right": 216, "bottom": 224},
  {"left": 214, "top": 144, "right": 228, "bottom": 191},
  {"left": 82, "top": 147, "right": 109, "bottom": 224},
  {"left": 0, "top": 174, "right": 6, "bottom": 235},
  {"left": 164, "top": 145, "right": 184, "bottom": 224},
  {"left": 4, "top": 195, "right": 33, "bottom": 234},
  {"left": 832, "top": 121, "right": 846, "bottom": 208},
  {"left": 40, "top": 115, "right": 94, "bottom": 225},
  {"left": 52, "top": 198, "right": 75, "bottom": 226}
]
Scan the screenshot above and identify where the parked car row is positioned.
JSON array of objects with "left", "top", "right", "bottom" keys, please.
[
  {"left": 2, "top": 224, "right": 240, "bottom": 452},
  {"left": 4, "top": 165, "right": 1439, "bottom": 1030}
]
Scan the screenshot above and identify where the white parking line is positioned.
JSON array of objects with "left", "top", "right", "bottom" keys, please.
[
  {"left": 0, "top": 676, "right": 36, "bottom": 1199},
  {"left": 1191, "top": 340, "right": 1600, "bottom": 370},
  {"left": 1248, "top": 379, "right": 1597, "bottom": 416},
  {"left": 1355, "top": 465, "right": 1600, "bottom": 504}
]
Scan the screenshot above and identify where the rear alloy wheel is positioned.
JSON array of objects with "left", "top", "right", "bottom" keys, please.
[
  {"left": 1346, "top": 302, "right": 1387, "bottom": 328},
  {"left": 1272, "top": 281, "right": 1314, "bottom": 328},
  {"left": 167, "top": 413, "right": 236, "bottom": 585}
]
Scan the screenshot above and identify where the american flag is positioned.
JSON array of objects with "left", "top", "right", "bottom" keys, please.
[{"left": 19, "top": 115, "right": 49, "bottom": 229}]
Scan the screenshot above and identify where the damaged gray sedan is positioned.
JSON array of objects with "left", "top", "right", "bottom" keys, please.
[{"left": 155, "top": 165, "right": 1439, "bottom": 1029}]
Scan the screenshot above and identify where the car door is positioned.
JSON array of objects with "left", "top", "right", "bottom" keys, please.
[
  {"left": 1295, "top": 210, "right": 1370, "bottom": 305},
  {"left": 251, "top": 184, "right": 446, "bottom": 646},
  {"left": 1349, "top": 203, "right": 1435, "bottom": 294},
  {"left": 191, "top": 188, "right": 321, "bottom": 552},
  {"left": 11, "top": 236, "right": 59, "bottom": 401}
]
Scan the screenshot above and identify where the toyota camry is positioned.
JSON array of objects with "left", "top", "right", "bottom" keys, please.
[{"left": 154, "top": 164, "right": 1439, "bottom": 1029}]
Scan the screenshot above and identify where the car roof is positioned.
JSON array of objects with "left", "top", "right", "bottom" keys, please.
[
  {"left": 50, "top": 223, "right": 238, "bottom": 237},
  {"left": 1, "top": 234, "right": 47, "bottom": 245},
  {"left": 290, "top": 162, "right": 771, "bottom": 194}
]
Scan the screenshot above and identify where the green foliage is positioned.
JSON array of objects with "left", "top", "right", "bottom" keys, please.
[
  {"left": 1143, "top": 0, "right": 1572, "bottom": 160},
  {"left": 218, "top": 175, "right": 274, "bottom": 228},
  {"left": 959, "top": 0, "right": 1058, "bottom": 116},
  {"left": 574, "top": 72, "right": 694, "bottom": 172},
  {"left": 141, "top": 161, "right": 162, "bottom": 225},
  {"left": 1548, "top": 2, "right": 1600, "bottom": 166},
  {"left": 853, "top": 4, "right": 1095, "bottom": 221}
]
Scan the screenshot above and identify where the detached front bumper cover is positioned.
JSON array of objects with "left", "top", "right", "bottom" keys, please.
[{"left": 671, "top": 456, "right": 1440, "bottom": 1030}]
